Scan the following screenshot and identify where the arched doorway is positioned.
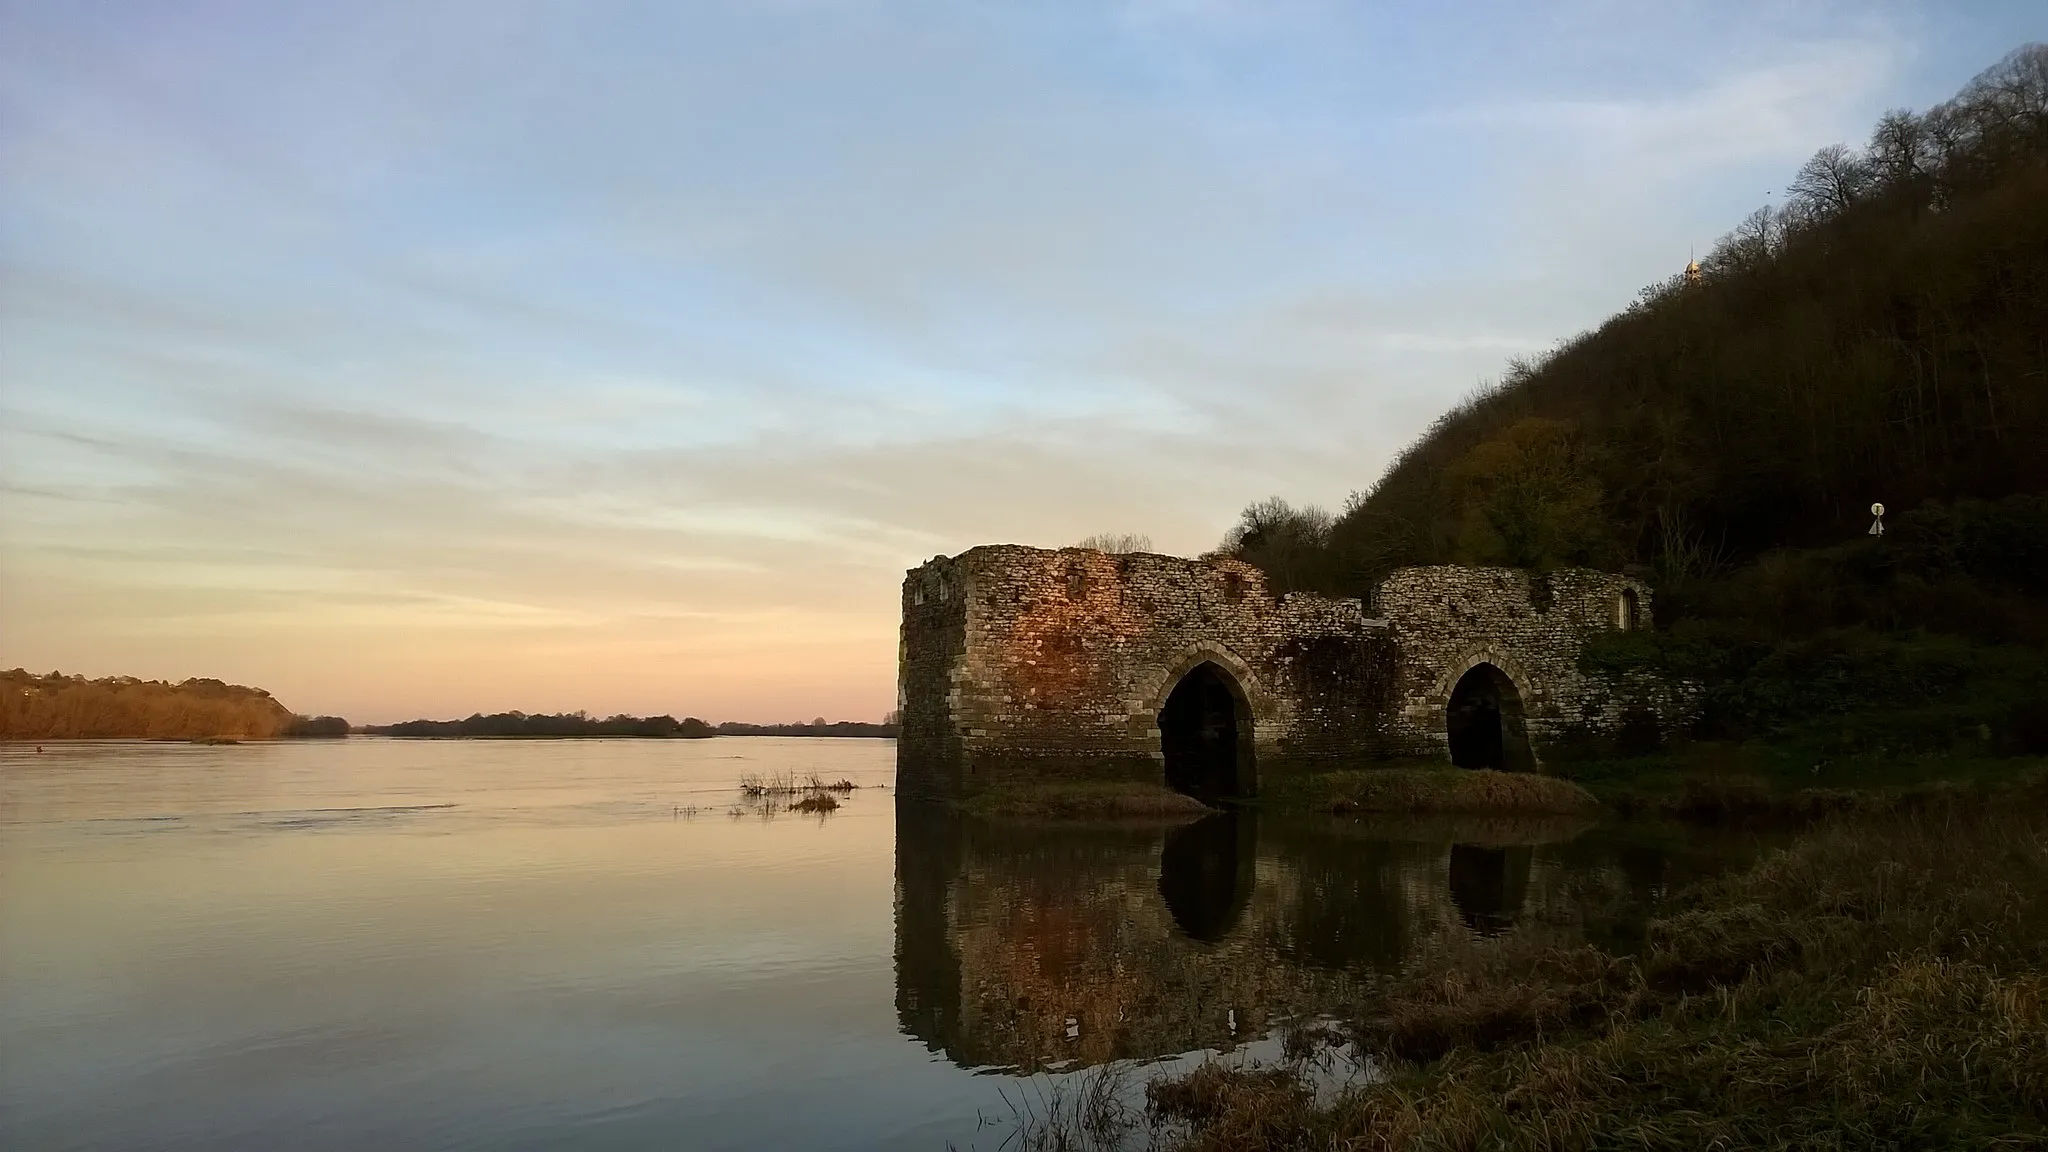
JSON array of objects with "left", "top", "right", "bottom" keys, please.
[
  {"left": 1158, "top": 661, "right": 1253, "bottom": 799},
  {"left": 1445, "top": 663, "right": 1534, "bottom": 772}
]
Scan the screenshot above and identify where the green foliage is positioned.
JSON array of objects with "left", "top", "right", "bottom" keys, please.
[{"left": 1441, "top": 417, "right": 1610, "bottom": 569}]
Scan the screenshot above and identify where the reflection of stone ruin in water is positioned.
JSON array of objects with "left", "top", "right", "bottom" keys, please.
[{"left": 893, "top": 803, "right": 1655, "bottom": 1074}]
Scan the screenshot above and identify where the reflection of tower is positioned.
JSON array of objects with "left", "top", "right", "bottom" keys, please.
[
  {"left": 893, "top": 801, "right": 964, "bottom": 1057},
  {"left": 1447, "top": 844, "right": 1533, "bottom": 935}
]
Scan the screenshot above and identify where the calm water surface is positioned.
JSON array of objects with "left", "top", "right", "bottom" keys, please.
[{"left": 2, "top": 739, "right": 1769, "bottom": 1150}]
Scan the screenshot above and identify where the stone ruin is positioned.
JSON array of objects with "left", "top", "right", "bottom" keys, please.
[{"left": 897, "top": 544, "right": 1681, "bottom": 801}]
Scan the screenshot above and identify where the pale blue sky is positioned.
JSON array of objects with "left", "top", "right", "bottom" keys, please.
[{"left": 2, "top": 1, "right": 2040, "bottom": 722}]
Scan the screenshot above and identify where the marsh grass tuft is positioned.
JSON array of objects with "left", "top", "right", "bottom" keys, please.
[
  {"left": 1305, "top": 768, "right": 1600, "bottom": 815},
  {"left": 1002, "top": 1064, "right": 1140, "bottom": 1152},
  {"left": 960, "top": 781, "right": 1214, "bottom": 823},
  {"left": 738, "top": 770, "right": 861, "bottom": 797},
  {"left": 734, "top": 771, "right": 852, "bottom": 817}
]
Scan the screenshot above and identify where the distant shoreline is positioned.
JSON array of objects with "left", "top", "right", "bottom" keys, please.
[{"left": 362, "top": 731, "right": 898, "bottom": 740}]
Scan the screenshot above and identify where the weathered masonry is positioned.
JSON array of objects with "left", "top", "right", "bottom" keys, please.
[{"left": 897, "top": 544, "right": 1677, "bottom": 801}]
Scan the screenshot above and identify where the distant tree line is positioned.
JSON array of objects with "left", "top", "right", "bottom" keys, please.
[
  {"left": 714, "top": 718, "right": 901, "bottom": 738},
  {"left": 0, "top": 668, "right": 328, "bottom": 740},
  {"left": 1220, "top": 45, "right": 2048, "bottom": 595},
  {"left": 363, "top": 711, "right": 716, "bottom": 739},
  {"left": 283, "top": 715, "right": 352, "bottom": 738}
]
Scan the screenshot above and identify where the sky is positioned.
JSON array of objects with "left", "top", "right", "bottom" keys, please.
[{"left": 2, "top": 1, "right": 2040, "bottom": 724}]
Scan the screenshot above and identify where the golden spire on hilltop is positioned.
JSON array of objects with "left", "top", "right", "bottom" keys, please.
[{"left": 1684, "top": 248, "right": 1702, "bottom": 285}]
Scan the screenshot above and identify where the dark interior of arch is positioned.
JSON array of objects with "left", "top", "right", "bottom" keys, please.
[
  {"left": 1159, "top": 812, "right": 1254, "bottom": 942},
  {"left": 1159, "top": 662, "right": 1250, "bottom": 798},
  {"left": 1446, "top": 663, "right": 1533, "bottom": 771}
]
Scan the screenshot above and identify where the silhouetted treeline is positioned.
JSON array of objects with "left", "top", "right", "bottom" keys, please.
[
  {"left": 714, "top": 720, "right": 901, "bottom": 738},
  {"left": 363, "top": 711, "right": 716, "bottom": 738},
  {"left": 284, "top": 715, "right": 352, "bottom": 738},
  {"left": 1224, "top": 46, "right": 2048, "bottom": 595},
  {"left": 1, "top": 668, "right": 301, "bottom": 740}
]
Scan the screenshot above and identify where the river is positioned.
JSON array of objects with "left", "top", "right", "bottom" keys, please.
[{"left": 0, "top": 738, "right": 1769, "bottom": 1150}]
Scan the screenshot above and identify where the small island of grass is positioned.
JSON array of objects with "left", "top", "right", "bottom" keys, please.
[
  {"left": 958, "top": 780, "right": 1217, "bottom": 823},
  {"left": 1268, "top": 766, "right": 1601, "bottom": 816}
]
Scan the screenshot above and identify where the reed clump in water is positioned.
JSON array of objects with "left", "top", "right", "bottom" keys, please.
[
  {"left": 733, "top": 771, "right": 855, "bottom": 817},
  {"left": 737, "top": 771, "right": 859, "bottom": 797}
]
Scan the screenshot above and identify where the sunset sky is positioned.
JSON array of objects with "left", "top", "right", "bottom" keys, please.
[{"left": 2, "top": 1, "right": 2039, "bottom": 724}]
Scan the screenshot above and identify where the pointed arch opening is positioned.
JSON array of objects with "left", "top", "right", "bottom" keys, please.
[
  {"left": 1616, "top": 588, "right": 1641, "bottom": 631},
  {"left": 1445, "top": 662, "right": 1534, "bottom": 772},
  {"left": 1157, "top": 661, "right": 1255, "bottom": 799}
]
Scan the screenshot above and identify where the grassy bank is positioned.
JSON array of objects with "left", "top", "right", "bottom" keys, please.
[
  {"left": 1265, "top": 767, "right": 1600, "bottom": 816},
  {"left": 1558, "top": 736, "right": 2048, "bottom": 820},
  {"left": 1040, "top": 777, "right": 2048, "bottom": 1150},
  {"left": 958, "top": 780, "right": 1215, "bottom": 822}
]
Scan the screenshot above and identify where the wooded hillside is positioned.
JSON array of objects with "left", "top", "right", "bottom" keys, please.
[{"left": 1229, "top": 46, "right": 2048, "bottom": 596}]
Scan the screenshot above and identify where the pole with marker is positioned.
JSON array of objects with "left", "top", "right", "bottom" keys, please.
[{"left": 1869, "top": 502, "right": 1885, "bottom": 537}]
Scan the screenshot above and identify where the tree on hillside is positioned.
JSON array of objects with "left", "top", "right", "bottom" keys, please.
[
  {"left": 1442, "top": 418, "right": 1609, "bottom": 570},
  {"left": 1218, "top": 498, "right": 1336, "bottom": 592}
]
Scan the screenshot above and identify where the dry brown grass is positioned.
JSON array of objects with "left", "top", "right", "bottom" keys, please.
[
  {"left": 959, "top": 781, "right": 1215, "bottom": 823},
  {"left": 1318, "top": 768, "right": 1600, "bottom": 815}
]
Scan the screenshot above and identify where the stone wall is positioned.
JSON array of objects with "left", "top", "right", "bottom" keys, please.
[
  {"left": 1372, "top": 566, "right": 1679, "bottom": 765},
  {"left": 898, "top": 547, "right": 1685, "bottom": 798},
  {"left": 897, "top": 546, "right": 1394, "bottom": 800}
]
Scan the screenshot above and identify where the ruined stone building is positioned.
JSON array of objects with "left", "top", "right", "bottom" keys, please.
[{"left": 898, "top": 544, "right": 1677, "bottom": 801}]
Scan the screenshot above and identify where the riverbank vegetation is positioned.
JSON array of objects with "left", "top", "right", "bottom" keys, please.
[
  {"left": 0, "top": 668, "right": 322, "bottom": 741},
  {"left": 1026, "top": 776, "right": 2048, "bottom": 1149},
  {"left": 713, "top": 718, "right": 901, "bottom": 738}
]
